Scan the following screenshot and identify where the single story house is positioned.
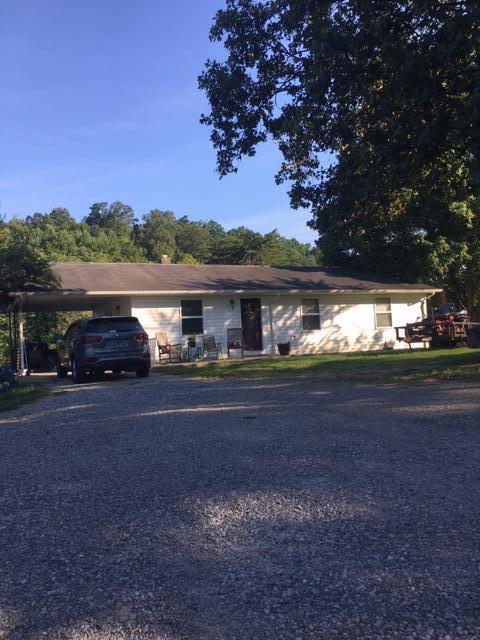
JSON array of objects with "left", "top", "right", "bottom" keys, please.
[{"left": 14, "top": 262, "right": 441, "bottom": 356}]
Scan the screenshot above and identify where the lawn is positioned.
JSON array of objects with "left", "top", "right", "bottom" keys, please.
[
  {"left": 0, "top": 384, "right": 50, "bottom": 412},
  {"left": 154, "top": 347, "right": 480, "bottom": 381}
]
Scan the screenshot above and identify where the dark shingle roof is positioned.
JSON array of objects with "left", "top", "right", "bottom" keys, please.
[{"left": 50, "top": 262, "right": 438, "bottom": 293}]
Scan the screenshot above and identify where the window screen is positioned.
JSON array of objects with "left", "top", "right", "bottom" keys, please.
[
  {"left": 301, "top": 298, "right": 320, "bottom": 331},
  {"left": 181, "top": 300, "right": 203, "bottom": 335},
  {"left": 375, "top": 298, "right": 392, "bottom": 328}
]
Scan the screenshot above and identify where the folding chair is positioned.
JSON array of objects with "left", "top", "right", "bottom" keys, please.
[
  {"left": 156, "top": 332, "right": 182, "bottom": 364},
  {"left": 203, "top": 335, "right": 223, "bottom": 360}
]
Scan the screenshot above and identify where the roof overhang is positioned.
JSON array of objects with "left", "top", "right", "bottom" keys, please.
[
  {"left": 11, "top": 287, "right": 441, "bottom": 297},
  {"left": 9, "top": 287, "right": 441, "bottom": 313}
]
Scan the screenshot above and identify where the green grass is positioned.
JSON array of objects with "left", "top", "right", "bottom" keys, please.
[
  {"left": 153, "top": 347, "right": 480, "bottom": 382},
  {"left": 0, "top": 384, "right": 50, "bottom": 412}
]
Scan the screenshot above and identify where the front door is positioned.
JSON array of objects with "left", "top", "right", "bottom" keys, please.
[{"left": 241, "top": 298, "right": 263, "bottom": 351}]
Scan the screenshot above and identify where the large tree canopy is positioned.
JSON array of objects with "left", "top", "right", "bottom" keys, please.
[{"left": 199, "top": 0, "right": 480, "bottom": 311}]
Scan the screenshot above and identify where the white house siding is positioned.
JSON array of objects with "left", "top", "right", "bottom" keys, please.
[
  {"left": 131, "top": 292, "right": 426, "bottom": 356},
  {"left": 203, "top": 296, "right": 242, "bottom": 344},
  {"left": 93, "top": 298, "right": 132, "bottom": 317},
  {"left": 131, "top": 297, "right": 181, "bottom": 339},
  {"left": 266, "top": 293, "right": 424, "bottom": 354}
]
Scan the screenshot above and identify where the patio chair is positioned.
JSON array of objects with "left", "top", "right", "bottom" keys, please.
[
  {"left": 156, "top": 332, "right": 182, "bottom": 364},
  {"left": 227, "top": 328, "right": 244, "bottom": 358},
  {"left": 203, "top": 335, "right": 223, "bottom": 360}
]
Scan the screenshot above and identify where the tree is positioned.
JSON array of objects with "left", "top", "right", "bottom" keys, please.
[
  {"left": 137, "top": 210, "right": 177, "bottom": 262},
  {"left": 84, "top": 201, "right": 136, "bottom": 230},
  {"left": 199, "top": 0, "right": 480, "bottom": 312},
  {"left": 224, "top": 227, "right": 265, "bottom": 264},
  {"left": 175, "top": 217, "right": 212, "bottom": 263},
  {"left": 0, "top": 220, "right": 57, "bottom": 293},
  {"left": 26, "top": 207, "right": 76, "bottom": 230}
]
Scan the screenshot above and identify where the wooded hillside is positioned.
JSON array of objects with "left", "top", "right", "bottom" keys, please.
[{"left": 1, "top": 202, "right": 318, "bottom": 276}]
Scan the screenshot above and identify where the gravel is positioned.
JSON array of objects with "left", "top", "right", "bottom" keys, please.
[{"left": 0, "top": 373, "right": 480, "bottom": 639}]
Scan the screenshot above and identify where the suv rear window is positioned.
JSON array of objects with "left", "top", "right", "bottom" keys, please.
[{"left": 86, "top": 317, "right": 142, "bottom": 333}]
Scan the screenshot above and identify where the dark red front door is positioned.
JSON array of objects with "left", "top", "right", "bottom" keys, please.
[{"left": 241, "top": 298, "right": 263, "bottom": 351}]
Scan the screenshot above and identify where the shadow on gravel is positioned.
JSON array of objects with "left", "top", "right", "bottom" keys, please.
[{"left": 0, "top": 378, "right": 480, "bottom": 638}]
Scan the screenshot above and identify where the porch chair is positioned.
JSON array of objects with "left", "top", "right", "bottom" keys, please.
[
  {"left": 227, "top": 328, "right": 244, "bottom": 359},
  {"left": 202, "top": 335, "right": 223, "bottom": 360},
  {"left": 156, "top": 332, "right": 182, "bottom": 364}
]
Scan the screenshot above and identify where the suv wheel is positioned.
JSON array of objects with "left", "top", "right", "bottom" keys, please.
[
  {"left": 71, "top": 358, "right": 86, "bottom": 383},
  {"left": 136, "top": 366, "right": 150, "bottom": 378}
]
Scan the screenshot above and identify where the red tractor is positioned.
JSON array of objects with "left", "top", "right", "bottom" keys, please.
[{"left": 395, "top": 304, "right": 473, "bottom": 349}]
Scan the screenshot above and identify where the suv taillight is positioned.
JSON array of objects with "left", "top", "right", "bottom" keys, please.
[
  {"left": 82, "top": 335, "right": 102, "bottom": 344},
  {"left": 134, "top": 332, "right": 149, "bottom": 342}
]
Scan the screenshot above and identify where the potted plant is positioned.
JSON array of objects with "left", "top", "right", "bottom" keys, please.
[
  {"left": 277, "top": 341, "right": 291, "bottom": 356},
  {"left": 187, "top": 335, "right": 196, "bottom": 348}
]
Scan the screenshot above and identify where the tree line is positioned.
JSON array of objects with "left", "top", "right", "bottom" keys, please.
[{"left": 0, "top": 202, "right": 319, "bottom": 293}]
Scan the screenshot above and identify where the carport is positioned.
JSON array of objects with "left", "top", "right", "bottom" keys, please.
[{"left": 7, "top": 290, "right": 132, "bottom": 375}]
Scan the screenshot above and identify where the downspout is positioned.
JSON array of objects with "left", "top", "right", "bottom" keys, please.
[{"left": 423, "top": 293, "right": 436, "bottom": 318}]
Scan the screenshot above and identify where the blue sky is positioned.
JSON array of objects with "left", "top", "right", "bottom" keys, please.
[{"left": 0, "top": 0, "right": 316, "bottom": 243}]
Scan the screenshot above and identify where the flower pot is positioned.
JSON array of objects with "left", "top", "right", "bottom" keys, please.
[{"left": 277, "top": 342, "right": 291, "bottom": 356}]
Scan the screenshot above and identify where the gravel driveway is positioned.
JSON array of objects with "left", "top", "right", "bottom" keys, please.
[{"left": 1, "top": 373, "right": 480, "bottom": 640}]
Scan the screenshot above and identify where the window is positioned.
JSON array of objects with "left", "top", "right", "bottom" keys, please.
[
  {"left": 301, "top": 298, "right": 321, "bottom": 330},
  {"left": 181, "top": 299, "right": 203, "bottom": 335},
  {"left": 375, "top": 298, "right": 392, "bottom": 328}
]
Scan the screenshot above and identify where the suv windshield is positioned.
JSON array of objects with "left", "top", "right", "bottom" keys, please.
[{"left": 86, "top": 317, "right": 142, "bottom": 333}]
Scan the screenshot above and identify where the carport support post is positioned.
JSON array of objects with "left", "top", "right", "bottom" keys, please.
[
  {"left": 18, "top": 296, "right": 28, "bottom": 376},
  {"left": 269, "top": 298, "right": 276, "bottom": 355}
]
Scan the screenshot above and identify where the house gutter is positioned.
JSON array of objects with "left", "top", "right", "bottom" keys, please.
[{"left": 10, "top": 288, "right": 442, "bottom": 297}]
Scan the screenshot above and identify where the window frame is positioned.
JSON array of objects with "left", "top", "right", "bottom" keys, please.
[
  {"left": 374, "top": 297, "right": 393, "bottom": 328},
  {"left": 301, "top": 298, "right": 321, "bottom": 331},
  {"left": 180, "top": 299, "right": 204, "bottom": 336}
]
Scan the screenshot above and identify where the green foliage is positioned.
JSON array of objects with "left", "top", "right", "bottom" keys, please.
[
  {"left": 0, "top": 219, "right": 57, "bottom": 293},
  {"left": 209, "top": 226, "right": 316, "bottom": 266},
  {"left": 137, "top": 210, "right": 178, "bottom": 262},
  {"left": 25, "top": 311, "right": 91, "bottom": 348},
  {"left": 1, "top": 203, "right": 317, "bottom": 279},
  {"left": 0, "top": 314, "right": 9, "bottom": 364},
  {"left": 175, "top": 216, "right": 212, "bottom": 263},
  {"left": 199, "top": 0, "right": 480, "bottom": 312},
  {"left": 84, "top": 201, "right": 136, "bottom": 230}
]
